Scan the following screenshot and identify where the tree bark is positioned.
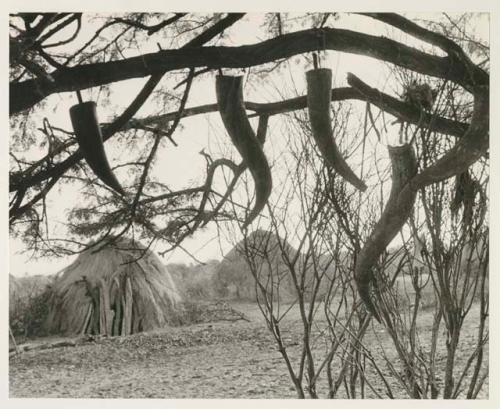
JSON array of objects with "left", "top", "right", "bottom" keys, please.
[{"left": 10, "top": 26, "right": 487, "bottom": 114}]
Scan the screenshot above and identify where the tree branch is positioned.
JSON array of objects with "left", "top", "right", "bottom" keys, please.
[
  {"left": 131, "top": 83, "right": 468, "bottom": 138},
  {"left": 10, "top": 13, "right": 246, "bottom": 209},
  {"left": 38, "top": 13, "right": 82, "bottom": 47},
  {"left": 358, "top": 13, "right": 466, "bottom": 56},
  {"left": 409, "top": 86, "right": 488, "bottom": 189},
  {"left": 345, "top": 74, "right": 468, "bottom": 137},
  {"left": 358, "top": 13, "right": 487, "bottom": 86},
  {"left": 9, "top": 81, "right": 470, "bottom": 195},
  {"left": 11, "top": 25, "right": 486, "bottom": 114},
  {"left": 112, "top": 13, "right": 186, "bottom": 36}
]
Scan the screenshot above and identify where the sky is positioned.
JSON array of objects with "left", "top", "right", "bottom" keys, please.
[{"left": 8, "top": 12, "right": 490, "bottom": 277}]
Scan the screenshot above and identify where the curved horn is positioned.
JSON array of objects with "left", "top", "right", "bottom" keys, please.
[
  {"left": 354, "top": 144, "right": 418, "bottom": 321},
  {"left": 70, "top": 101, "right": 125, "bottom": 195},
  {"left": 216, "top": 75, "right": 273, "bottom": 228},
  {"left": 307, "top": 68, "right": 367, "bottom": 191}
]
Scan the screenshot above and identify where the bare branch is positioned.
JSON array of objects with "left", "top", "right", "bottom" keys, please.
[{"left": 11, "top": 24, "right": 487, "bottom": 114}]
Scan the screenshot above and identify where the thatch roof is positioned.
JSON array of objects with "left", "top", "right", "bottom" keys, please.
[
  {"left": 45, "top": 239, "right": 183, "bottom": 336},
  {"left": 215, "top": 230, "right": 346, "bottom": 302},
  {"left": 215, "top": 230, "right": 312, "bottom": 302}
]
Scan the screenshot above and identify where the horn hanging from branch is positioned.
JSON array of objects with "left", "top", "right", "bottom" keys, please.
[
  {"left": 70, "top": 101, "right": 125, "bottom": 195},
  {"left": 354, "top": 144, "right": 418, "bottom": 321},
  {"left": 306, "top": 68, "right": 367, "bottom": 191},
  {"left": 216, "top": 75, "right": 273, "bottom": 228}
]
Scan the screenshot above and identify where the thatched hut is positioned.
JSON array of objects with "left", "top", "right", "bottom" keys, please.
[
  {"left": 214, "top": 230, "right": 342, "bottom": 302},
  {"left": 214, "top": 230, "right": 297, "bottom": 302},
  {"left": 45, "top": 239, "right": 183, "bottom": 336}
]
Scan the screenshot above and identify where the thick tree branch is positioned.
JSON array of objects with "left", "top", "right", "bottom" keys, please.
[
  {"left": 409, "top": 86, "right": 488, "bottom": 189},
  {"left": 358, "top": 13, "right": 487, "bottom": 87},
  {"left": 9, "top": 81, "right": 470, "bottom": 195},
  {"left": 104, "top": 13, "right": 245, "bottom": 138},
  {"left": 38, "top": 13, "right": 82, "bottom": 47},
  {"left": 10, "top": 14, "right": 65, "bottom": 60},
  {"left": 358, "top": 13, "right": 468, "bottom": 56},
  {"left": 10, "top": 13, "right": 245, "bottom": 203},
  {"left": 345, "top": 75, "right": 468, "bottom": 137},
  {"left": 11, "top": 26, "right": 486, "bottom": 114},
  {"left": 131, "top": 84, "right": 468, "bottom": 138}
]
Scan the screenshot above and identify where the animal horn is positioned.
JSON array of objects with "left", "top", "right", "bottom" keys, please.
[
  {"left": 216, "top": 75, "right": 272, "bottom": 228},
  {"left": 70, "top": 101, "right": 125, "bottom": 195},
  {"left": 306, "top": 68, "right": 367, "bottom": 192},
  {"left": 354, "top": 144, "right": 418, "bottom": 321}
]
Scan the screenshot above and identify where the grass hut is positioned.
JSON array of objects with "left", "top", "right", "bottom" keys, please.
[{"left": 45, "top": 239, "right": 183, "bottom": 336}]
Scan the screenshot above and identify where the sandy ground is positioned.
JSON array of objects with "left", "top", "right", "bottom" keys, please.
[{"left": 9, "top": 302, "right": 488, "bottom": 399}]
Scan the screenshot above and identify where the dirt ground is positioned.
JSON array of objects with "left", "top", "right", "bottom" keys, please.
[{"left": 9, "top": 302, "right": 488, "bottom": 399}]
